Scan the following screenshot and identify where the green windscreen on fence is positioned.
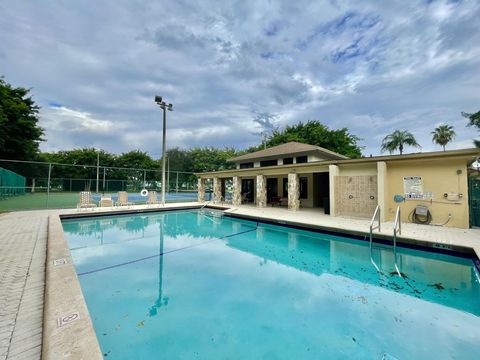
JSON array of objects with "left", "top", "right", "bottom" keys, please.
[{"left": 0, "top": 166, "right": 26, "bottom": 197}]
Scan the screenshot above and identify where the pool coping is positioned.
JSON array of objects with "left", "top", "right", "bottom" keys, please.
[
  {"left": 42, "top": 215, "right": 103, "bottom": 359},
  {"left": 43, "top": 204, "right": 480, "bottom": 359}
]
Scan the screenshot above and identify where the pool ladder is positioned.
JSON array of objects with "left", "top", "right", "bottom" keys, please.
[
  {"left": 200, "top": 201, "right": 211, "bottom": 210},
  {"left": 392, "top": 207, "right": 402, "bottom": 277},
  {"left": 369, "top": 205, "right": 402, "bottom": 277}
]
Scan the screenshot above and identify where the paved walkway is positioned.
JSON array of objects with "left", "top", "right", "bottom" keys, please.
[{"left": 0, "top": 212, "right": 47, "bottom": 360}]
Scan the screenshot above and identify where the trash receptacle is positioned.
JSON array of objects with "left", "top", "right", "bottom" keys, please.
[{"left": 323, "top": 197, "right": 330, "bottom": 215}]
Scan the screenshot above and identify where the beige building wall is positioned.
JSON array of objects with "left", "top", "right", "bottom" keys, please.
[
  {"left": 334, "top": 164, "right": 378, "bottom": 218},
  {"left": 385, "top": 159, "right": 469, "bottom": 228},
  {"left": 338, "top": 163, "right": 377, "bottom": 176},
  {"left": 197, "top": 150, "right": 476, "bottom": 229},
  {"left": 334, "top": 175, "right": 377, "bottom": 218}
]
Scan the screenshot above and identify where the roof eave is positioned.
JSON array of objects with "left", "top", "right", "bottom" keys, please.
[{"left": 195, "top": 148, "right": 480, "bottom": 177}]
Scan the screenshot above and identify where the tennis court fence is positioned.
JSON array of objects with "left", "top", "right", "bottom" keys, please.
[{"left": 0, "top": 159, "right": 207, "bottom": 211}]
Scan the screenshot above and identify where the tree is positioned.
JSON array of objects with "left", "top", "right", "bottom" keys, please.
[
  {"left": 116, "top": 150, "right": 158, "bottom": 186},
  {"left": 431, "top": 124, "right": 455, "bottom": 151},
  {"left": 0, "top": 77, "right": 44, "bottom": 160},
  {"left": 257, "top": 120, "right": 363, "bottom": 158},
  {"left": 188, "top": 147, "right": 237, "bottom": 172},
  {"left": 462, "top": 111, "right": 480, "bottom": 148},
  {"left": 381, "top": 130, "right": 421, "bottom": 155},
  {"left": 42, "top": 148, "right": 116, "bottom": 179}
]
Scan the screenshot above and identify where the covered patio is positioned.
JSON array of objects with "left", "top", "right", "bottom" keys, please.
[{"left": 197, "top": 169, "right": 331, "bottom": 213}]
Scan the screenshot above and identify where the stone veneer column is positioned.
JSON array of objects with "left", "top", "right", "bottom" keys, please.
[
  {"left": 377, "top": 161, "right": 387, "bottom": 222},
  {"left": 329, "top": 165, "right": 339, "bottom": 216},
  {"left": 213, "top": 177, "right": 222, "bottom": 204},
  {"left": 288, "top": 173, "right": 300, "bottom": 211},
  {"left": 197, "top": 178, "right": 205, "bottom": 202},
  {"left": 232, "top": 176, "right": 242, "bottom": 206},
  {"left": 256, "top": 175, "right": 266, "bottom": 207}
]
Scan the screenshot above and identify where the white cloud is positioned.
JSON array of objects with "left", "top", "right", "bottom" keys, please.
[{"left": 0, "top": 0, "right": 479, "bottom": 156}]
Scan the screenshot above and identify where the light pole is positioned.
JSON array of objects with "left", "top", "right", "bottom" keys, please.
[
  {"left": 96, "top": 150, "right": 100, "bottom": 193},
  {"left": 154, "top": 96, "right": 173, "bottom": 205}
]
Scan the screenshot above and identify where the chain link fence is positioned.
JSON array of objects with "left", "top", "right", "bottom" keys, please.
[{"left": 0, "top": 159, "right": 200, "bottom": 211}]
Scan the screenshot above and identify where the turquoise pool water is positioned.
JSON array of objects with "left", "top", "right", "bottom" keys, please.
[{"left": 62, "top": 210, "right": 480, "bottom": 359}]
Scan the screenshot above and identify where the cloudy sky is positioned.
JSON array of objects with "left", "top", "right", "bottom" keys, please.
[{"left": 1, "top": 0, "right": 479, "bottom": 157}]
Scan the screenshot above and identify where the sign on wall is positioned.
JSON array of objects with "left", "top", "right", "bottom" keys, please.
[{"left": 404, "top": 176, "right": 423, "bottom": 199}]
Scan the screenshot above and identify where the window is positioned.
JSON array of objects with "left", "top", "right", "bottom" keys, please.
[
  {"left": 296, "top": 155, "right": 308, "bottom": 164},
  {"left": 240, "top": 162, "right": 254, "bottom": 169},
  {"left": 283, "top": 157, "right": 293, "bottom": 165},
  {"left": 260, "top": 159, "right": 278, "bottom": 167},
  {"left": 300, "top": 177, "right": 308, "bottom": 199}
]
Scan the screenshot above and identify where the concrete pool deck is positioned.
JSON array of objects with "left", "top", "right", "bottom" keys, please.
[{"left": 0, "top": 202, "right": 479, "bottom": 359}]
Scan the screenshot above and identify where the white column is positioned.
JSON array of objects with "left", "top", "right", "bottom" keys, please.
[
  {"left": 232, "top": 176, "right": 242, "bottom": 206},
  {"left": 329, "top": 165, "right": 339, "bottom": 216},
  {"left": 256, "top": 175, "right": 266, "bottom": 207},
  {"left": 197, "top": 178, "right": 205, "bottom": 202},
  {"left": 377, "top": 161, "right": 387, "bottom": 222},
  {"left": 288, "top": 173, "right": 300, "bottom": 211},
  {"left": 213, "top": 177, "right": 221, "bottom": 204}
]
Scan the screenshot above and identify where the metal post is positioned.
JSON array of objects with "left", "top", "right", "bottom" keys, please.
[
  {"left": 167, "top": 156, "right": 170, "bottom": 193},
  {"left": 103, "top": 167, "right": 106, "bottom": 195},
  {"left": 46, "top": 163, "right": 52, "bottom": 208},
  {"left": 144, "top": 170, "right": 146, "bottom": 189},
  {"left": 161, "top": 107, "right": 167, "bottom": 205},
  {"left": 155, "top": 96, "right": 173, "bottom": 206},
  {"left": 96, "top": 151, "right": 100, "bottom": 193},
  {"left": 176, "top": 171, "right": 179, "bottom": 193}
]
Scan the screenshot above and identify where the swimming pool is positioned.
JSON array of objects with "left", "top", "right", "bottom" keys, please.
[{"left": 62, "top": 209, "right": 480, "bottom": 359}]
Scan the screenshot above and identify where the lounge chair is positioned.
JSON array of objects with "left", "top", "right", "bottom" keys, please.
[
  {"left": 77, "top": 191, "right": 97, "bottom": 210},
  {"left": 99, "top": 195, "right": 113, "bottom": 208},
  {"left": 146, "top": 191, "right": 159, "bottom": 206},
  {"left": 115, "top": 191, "right": 134, "bottom": 207}
]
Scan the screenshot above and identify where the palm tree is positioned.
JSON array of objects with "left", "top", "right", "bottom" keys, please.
[
  {"left": 381, "top": 130, "right": 421, "bottom": 155},
  {"left": 431, "top": 124, "right": 455, "bottom": 151}
]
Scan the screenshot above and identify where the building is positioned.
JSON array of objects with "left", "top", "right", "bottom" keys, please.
[{"left": 195, "top": 141, "right": 480, "bottom": 229}]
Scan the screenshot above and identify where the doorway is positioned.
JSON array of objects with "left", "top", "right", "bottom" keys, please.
[
  {"left": 313, "top": 172, "right": 330, "bottom": 210},
  {"left": 468, "top": 177, "right": 480, "bottom": 227},
  {"left": 241, "top": 179, "right": 254, "bottom": 203},
  {"left": 267, "top": 178, "right": 278, "bottom": 203}
]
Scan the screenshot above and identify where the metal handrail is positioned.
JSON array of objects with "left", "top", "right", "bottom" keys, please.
[
  {"left": 369, "top": 205, "right": 381, "bottom": 272},
  {"left": 200, "top": 201, "right": 211, "bottom": 210},
  {"left": 393, "top": 206, "right": 402, "bottom": 277}
]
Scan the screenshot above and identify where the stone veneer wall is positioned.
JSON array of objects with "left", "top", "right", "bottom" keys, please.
[
  {"left": 334, "top": 175, "right": 377, "bottom": 218},
  {"left": 287, "top": 173, "right": 300, "bottom": 211},
  {"left": 232, "top": 176, "right": 242, "bottom": 206},
  {"left": 213, "top": 177, "right": 222, "bottom": 204},
  {"left": 197, "top": 178, "right": 205, "bottom": 202},
  {"left": 256, "top": 175, "right": 266, "bottom": 207}
]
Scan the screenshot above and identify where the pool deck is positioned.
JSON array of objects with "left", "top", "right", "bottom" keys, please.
[{"left": 0, "top": 202, "right": 479, "bottom": 359}]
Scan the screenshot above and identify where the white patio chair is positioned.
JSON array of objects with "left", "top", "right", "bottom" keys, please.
[
  {"left": 77, "top": 191, "right": 97, "bottom": 211},
  {"left": 115, "top": 191, "right": 134, "bottom": 207}
]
